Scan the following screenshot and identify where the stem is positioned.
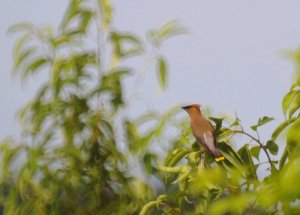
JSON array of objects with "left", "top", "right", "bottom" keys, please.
[{"left": 231, "top": 130, "right": 273, "bottom": 168}]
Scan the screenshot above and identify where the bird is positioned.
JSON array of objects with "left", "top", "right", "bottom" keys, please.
[{"left": 182, "top": 104, "right": 224, "bottom": 162}]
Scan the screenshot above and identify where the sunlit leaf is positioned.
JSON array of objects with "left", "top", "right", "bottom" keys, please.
[
  {"left": 282, "top": 90, "right": 300, "bottom": 118},
  {"left": 266, "top": 140, "right": 278, "bottom": 156},
  {"left": 164, "top": 148, "right": 190, "bottom": 167},
  {"left": 238, "top": 145, "right": 257, "bottom": 179},
  {"left": 271, "top": 118, "right": 297, "bottom": 141},
  {"left": 8, "top": 22, "right": 34, "bottom": 34},
  {"left": 147, "top": 20, "right": 186, "bottom": 48},
  {"left": 250, "top": 146, "right": 261, "bottom": 160},
  {"left": 251, "top": 116, "right": 274, "bottom": 131},
  {"left": 23, "top": 58, "right": 48, "bottom": 78},
  {"left": 98, "top": 0, "right": 113, "bottom": 30},
  {"left": 157, "top": 56, "right": 167, "bottom": 90}
]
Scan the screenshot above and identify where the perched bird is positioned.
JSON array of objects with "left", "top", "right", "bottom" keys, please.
[{"left": 182, "top": 104, "right": 224, "bottom": 162}]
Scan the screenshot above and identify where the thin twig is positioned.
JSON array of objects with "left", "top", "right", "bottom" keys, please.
[{"left": 231, "top": 130, "right": 273, "bottom": 168}]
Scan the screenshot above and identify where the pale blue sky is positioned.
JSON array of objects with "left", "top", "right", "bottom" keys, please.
[{"left": 1, "top": 1, "right": 300, "bottom": 141}]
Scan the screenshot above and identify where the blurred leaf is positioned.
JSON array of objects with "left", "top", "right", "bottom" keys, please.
[
  {"left": 143, "top": 153, "right": 157, "bottom": 174},
  {"left": 218, "top": 141, "right": 244, "bottom": 170},
  {"left": 266, "top": 140, "right": 279, "bottom": 156},
  {"left": 250, "top": 146, "right": 261, "bottom": 160},
  {"left": 286, "top": 117, "right": 300, "bottom": 159},
  {"left": 22, "top": 58, "right": 48, "bottom": 78},
  {"left": 158, "top": 165, "right": 186, "bottom": 174},
  {"left": 110, "top": 32, "right": 143, "bottom": 64},
  {"left": 230, "top": 114, "right": 241, "bottom": 128},
  {"left": 217, "top": 128, "right": 235, "bottom": 142},
  {"left": 147, "top": 20, "right": 186, "bottom": 48},
  {"left": 209, "top": 117, "right": 224, "bottom": 132},
  {"left": 282, "top": 90, "right": 299, "bottom": 117},
  {"left": 140, "top": 195, "right": 167, "bottom": 215},
  {"left": 251, "top": 116, "right": 274, "bottom": 131},
  {"left": 157, "top": 56, "right": 168, "bottom": 90},
  {"left": 13, "top": 47, "right": 37, "bottom": 74},
  {"left": 238, "top": 145, "right": 257, "bottom": 179},
  {"left": 271, "top": 118, "right": 297, "bottom": 141},
  {"left": 98, "top": 0, "right": 113, "bottom": 30},
  {"left": 164, "top": 148, "right": 190, "bottom": 167},
  {"left": 8, "top": 22, "right": 34, "bottom": 33},
  {"left": 279, "top": 147, "right": 288, "bottom": 170},
  {"left": 206, "top": 193, "right": 255, "bottom": 215}
]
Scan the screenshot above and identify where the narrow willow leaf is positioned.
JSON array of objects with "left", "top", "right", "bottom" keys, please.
[
  {"left": 282, "top": 90, "right": 298, "bottom": 117},
  {"left": 251, "top": 116, "right": 274, "bottom": 131},
  {"left": 59, "top": 0, "right": 80, "bottom": 31},
  {"left": 13, "top": 33, "right": 31, "bottom": 60},
  {"left": 98, "top": 0, "right": 113, "bottom": 30},
  {"left": 287, "top": 94, "right": 300, "bottom": 119},
  {"left": 217, "top": 129, "right": 235, "bottom": 142},
  {"left": 286, "top": 117, "right": 300, "bottom": 159},
  {"left": 23, "top": 58, "right": 48, "bottom": 78},
  {"left": 110, "top": 32, "right": 143, "bottom": 64},
  {"left": 8, "top": 22, "right": 33, "bottom": 34},
  {"left": 238, "top": 145, "right": 257, "bottom": 179},
  {"left": 164, "top": 148, "right": 190, "bottom": 167},
  {"left": 158, "top": 20, "right": 187, "bottom": 39},
  {"left": 157, "top": 57, "right": 167, "bottom": 90},
  {"left": 271, "top": 118, "right": 297, "bottom": 141},
  {"left": 218, "top": 141, "right": 244, "bottom": 169},
  {"left": 147, "top": 20, "right": 186, "bottom": 48},
  {"left": 14, "top": 47, "right": 37, "bottom": 73},
  {"left": 279, "top": 147, "right": 288, "bottom": 170},
  {"left": 140, "top": 195, "right": 167, "bottom": 215},
  {"left": 78, "top": 9, "right": 93, "bottom": 33},
  {"left": 143, "top": 153, "right": 157, "bottom": 173},
  {"left": 158, "top": 165, "right": 184, "bottom": 173}
]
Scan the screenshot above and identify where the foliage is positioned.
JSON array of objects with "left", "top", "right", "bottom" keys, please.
[{"left": 2, "top": 0, "right": 300, "bottom": 214}]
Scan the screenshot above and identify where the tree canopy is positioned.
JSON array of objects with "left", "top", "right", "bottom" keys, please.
[{"left": 1, "top": 0, "right": 300, "bottom": 214}]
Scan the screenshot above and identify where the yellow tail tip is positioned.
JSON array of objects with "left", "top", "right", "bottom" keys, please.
[{"left": 215, "top": 156, "right": 225, "bottom": 162}]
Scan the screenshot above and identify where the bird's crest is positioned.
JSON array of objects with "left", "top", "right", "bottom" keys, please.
[{"left": 182, "top": 104, "right": 201, "bottom": 111}]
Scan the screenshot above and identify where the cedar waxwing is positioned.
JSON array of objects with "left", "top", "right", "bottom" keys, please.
[{"left": 182, "top": 104, "right": 224, "bottom": 162}]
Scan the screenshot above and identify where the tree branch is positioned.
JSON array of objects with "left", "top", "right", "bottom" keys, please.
[{"left": 231, "top": 130, "right": 273, "bottom": 168}]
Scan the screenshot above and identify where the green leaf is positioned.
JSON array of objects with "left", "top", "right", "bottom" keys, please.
[
  {"left": 209, "top": 117, "right": 224, "bottom": 132},
  {"left": 218, "top": 141, "right": 244, "bottom": 168},
  {"left": 147, "top": 20, "right": 186, "bottom": 48},
  {"left": 217, "top": 128, "right": 235, "bottom": 142},
  {"left": 271, "top": 118, "right": 297, "bottom": 141},
  {"left": 251, "top": 116, "right": 275, "bottom": 131},
  {"left": 266, "top": 140, "right": 279, "bottom": 156},
  {"left": 238, "top": 145, "right": 257, "bottom": 179},
  {"left": 8, "top": 22, "right": 33, "bottom": 34},
  {"left": 250, "top": 146, "right": 261, "bottom": 160},
  {"left": 157, "top": 57, "right": 167, "bottom": 90},
  {"left": 279, "top": 147, "right": 288, "bottom": 170},
  {"left": 13, "top": 47, "right": 37, "bottom": 74},
  {"left": 98, "top": 0, "right": 113, "bottom": 30},
  {"left": 287, "top": 94, "right": 300, "bottom": 119},
  {"left": 143, "top": 153, "right": 157, "bottom": 174},
  {"left": 286, "top": 117, "right": 300, "bottom": 159},
  {"left": 23, "top": 58, "right": 48, "bottom": 78},
  {"left": 282, "top": 90, "right": 299, "bottom": 117},
  {"left": 110, "top": 32, "right": 143, "bottom": 64},
  {"left": 164, "top": 148, "right": 190, "bottom": 167},
  {"left": 140, "top": 195, "right": 167, "bottom": 215}
]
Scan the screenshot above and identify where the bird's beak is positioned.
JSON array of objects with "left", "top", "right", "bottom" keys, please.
[{"left": 182, "top": 106, "right": 188, "bottom": 111}]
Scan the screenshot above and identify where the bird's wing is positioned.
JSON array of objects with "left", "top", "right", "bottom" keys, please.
[{"left": 196, "top": 131, "right": 221, "bottom": 157}]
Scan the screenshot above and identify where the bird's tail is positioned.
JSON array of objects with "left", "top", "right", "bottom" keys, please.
[{"left": 213, "top": 150, "right": 225, "bottom": 162}]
